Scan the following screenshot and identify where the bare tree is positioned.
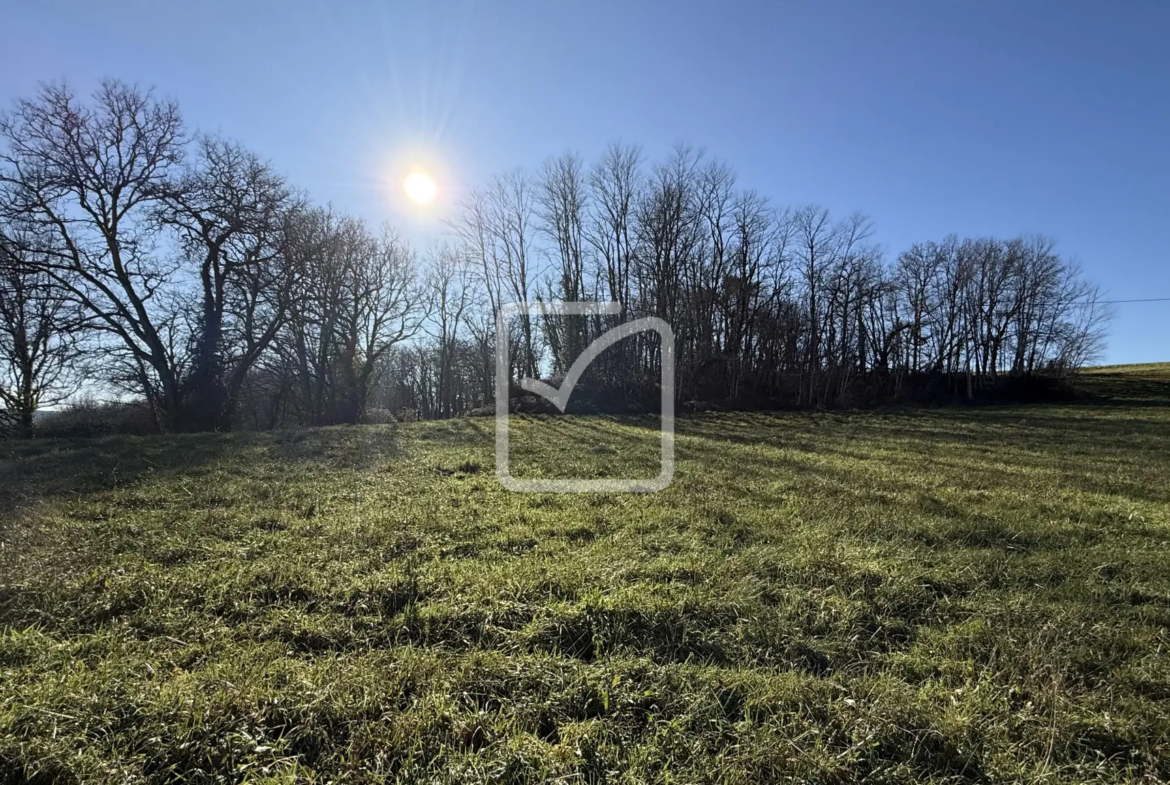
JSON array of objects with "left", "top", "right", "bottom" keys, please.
[
  {"left": 587, "top": 143, "right": 642, "bottom": 310},
  {"left": 278, "top": 211, "right": 424, "bottom": 425},
  {"left": 792, "top": 206, "right": 836, "bottom": 404},
  {"left": 584, "top": 142, "right": 642, "bottom": 387},
  {"left": 158, "top": 136, "right": 299, "bottom": 430},
  {"left": 0, "top": 225, "right": 83, "bottom": 435},
  {"left": 537, "top": 152, "right": 590, "bottom": 370},
  {"left": 449, "top": 188, "right": 504, "bottom": 317},
  {"left": 425, "top": 245, "right": 474, "bottom": 418},
  {"left": 333, "top": 224, "right": 424, "bottom": 422},
  {"left": 489, "top": 169, "right": 540, "bottom": 377},
  {"left": 450, "top": 170, "right": 541, "bottom": 381},
  {"left": 634, "top": 145, "right": 704, "bottom": 396},
  {"left": 0, "top": 80, "right": 188, "bottom": 430}
]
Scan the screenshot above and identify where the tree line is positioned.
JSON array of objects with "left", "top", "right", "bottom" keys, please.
[{"left": 0, "top": 81, "right": 1109, "bottom": 435}]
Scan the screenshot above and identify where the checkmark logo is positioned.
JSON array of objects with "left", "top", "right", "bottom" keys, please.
[{"left": 495, "top": 302, "right": 675, "bottom": 493}]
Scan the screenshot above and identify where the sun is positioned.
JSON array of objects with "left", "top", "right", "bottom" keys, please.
[{"left": 403, "top": 171, "right": 437, "bottom": 205}]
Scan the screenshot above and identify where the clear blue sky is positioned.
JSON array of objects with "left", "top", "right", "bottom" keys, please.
[{"left": 3, "top": 0, "right": 1167, "bottom": 363}]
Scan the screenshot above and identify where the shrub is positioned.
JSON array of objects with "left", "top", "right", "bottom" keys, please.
[{"left": 35, "top": 398, "right": 157, "bottom": 438}]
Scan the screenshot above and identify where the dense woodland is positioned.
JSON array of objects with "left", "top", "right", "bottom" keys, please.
[{"left": 0, "top": 81, "right": 1109, "bottom": 435}]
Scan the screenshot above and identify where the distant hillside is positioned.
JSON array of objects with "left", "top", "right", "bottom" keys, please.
[
  {"left": 1079, "top": 362, "right": 1170, "bottom": 405},
  {"left": 1084, "top": 362, "right": 1170, "bottom": 377}
]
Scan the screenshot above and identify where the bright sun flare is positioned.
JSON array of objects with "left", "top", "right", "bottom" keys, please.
[{"left": 403, "top": 171, "right": 437, "bottom": 205}]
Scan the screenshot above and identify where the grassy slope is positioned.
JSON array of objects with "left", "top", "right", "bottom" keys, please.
[{"left": 1, "top": 368, "right": 1169, "bottom": 783}]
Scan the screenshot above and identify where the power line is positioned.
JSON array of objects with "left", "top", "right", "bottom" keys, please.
[{"left": 1089, "top": 297, "right": 1170, "bottom": 304}]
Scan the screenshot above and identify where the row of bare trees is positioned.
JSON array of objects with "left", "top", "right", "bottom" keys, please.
[
  {"left": 1, "top": 82, "right": 1109, "bottom": 434},
  {"left": 385, "top": 144, "right": 1109, "bottom": 416}
]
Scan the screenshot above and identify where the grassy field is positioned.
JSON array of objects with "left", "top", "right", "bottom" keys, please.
[{"left": 2, "top": 367, "right": 1169, "bottom": 783}]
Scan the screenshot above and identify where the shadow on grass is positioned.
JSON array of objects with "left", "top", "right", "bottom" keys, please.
[
  {"left": 267, "top": 424, "right": 403, "bottom": 467},
  {"left": 0, "top": 425, "right": 411, "bottom": 520},
  {"left": 0, "top": 434, "right": 239, "bottom": 518}
]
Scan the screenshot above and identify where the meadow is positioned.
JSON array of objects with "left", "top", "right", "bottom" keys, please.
[{"left": 1, "top": 367, "right": 1169, "bottom": 783}]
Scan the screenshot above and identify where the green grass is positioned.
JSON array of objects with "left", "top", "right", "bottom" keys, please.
[
  {"left": 1084, "top": 363, "right": 1170, "bottom": 377},
  {"left": 2, "top": 368, "right": 1169, "bottom": 783}
]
